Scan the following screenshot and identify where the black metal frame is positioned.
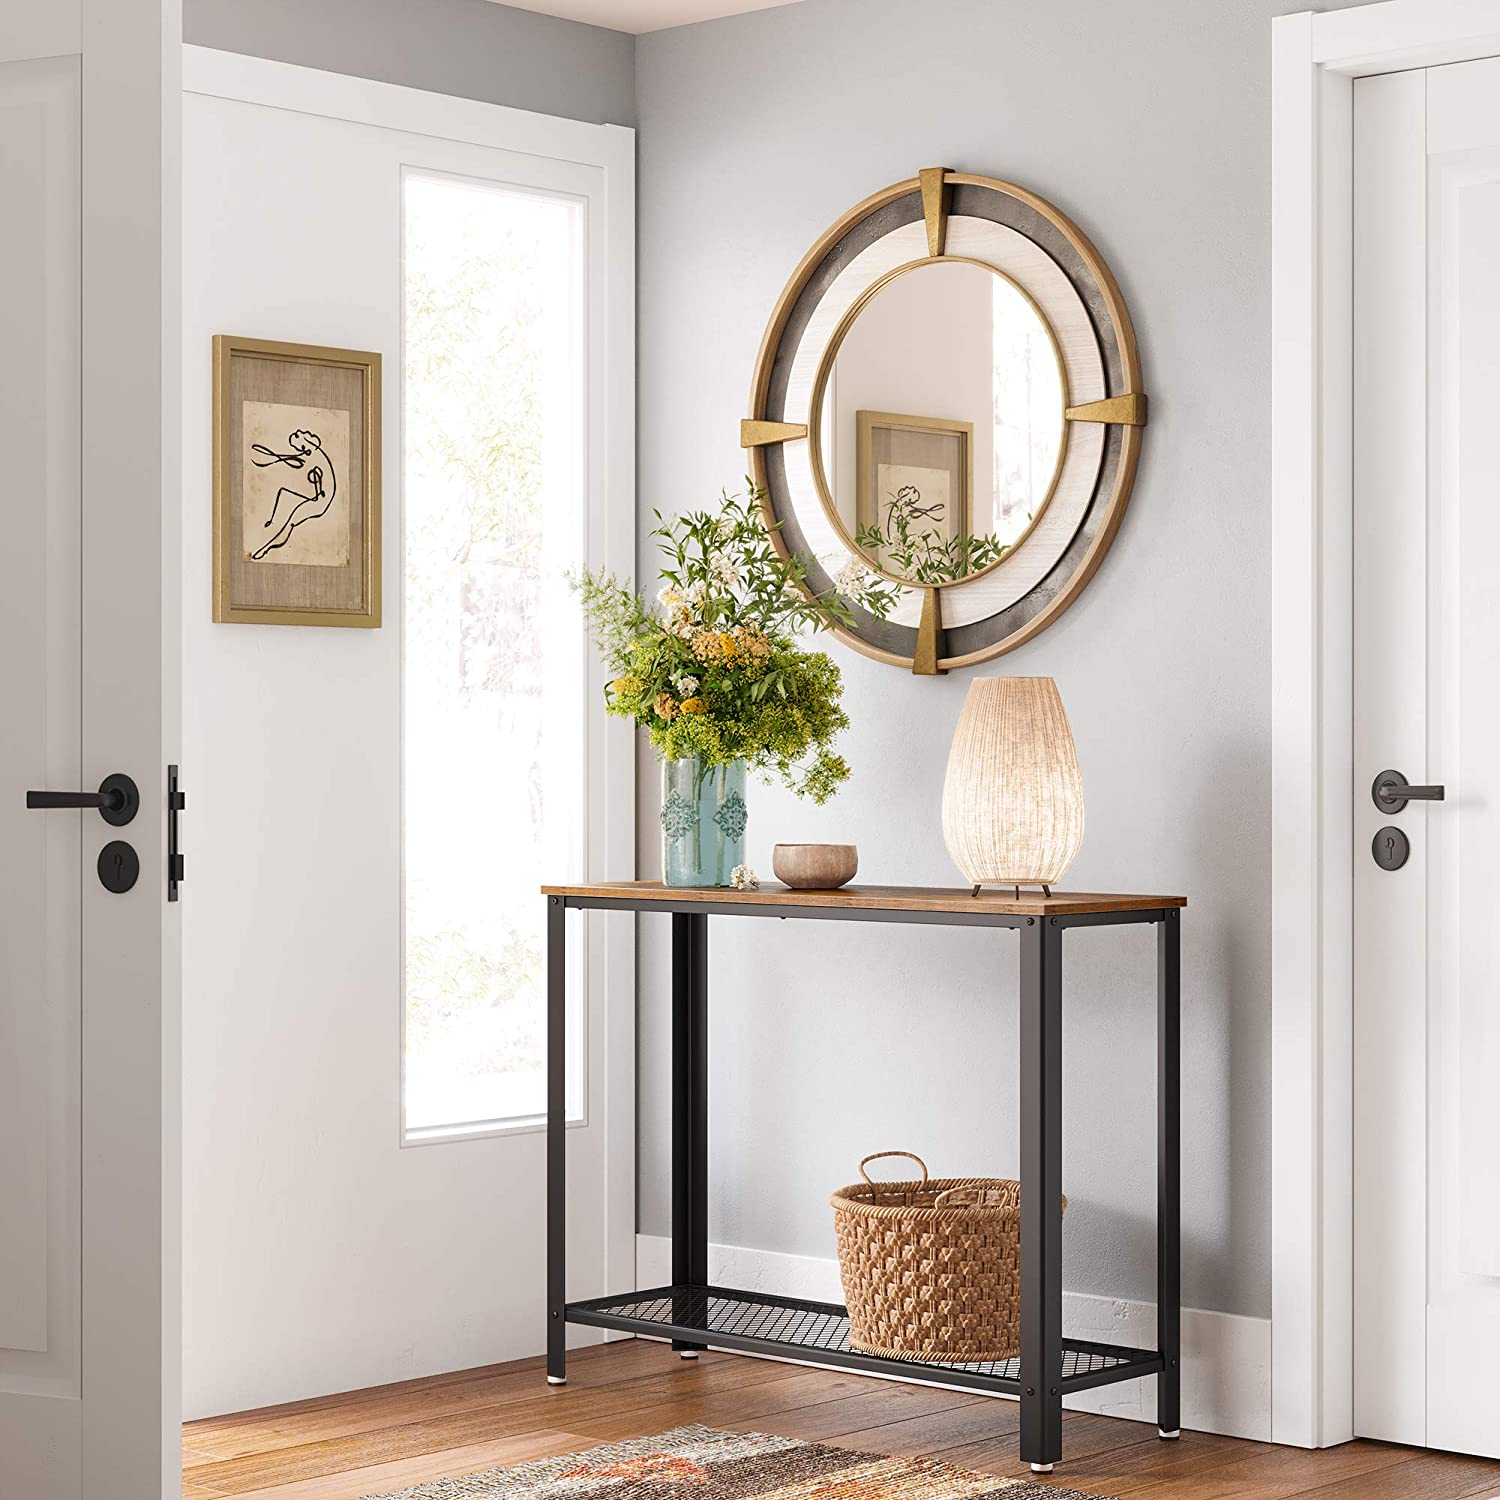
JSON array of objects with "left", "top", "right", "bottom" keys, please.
[{"left": 545, "top": 891, "right": 1181, "bottom": 1471}]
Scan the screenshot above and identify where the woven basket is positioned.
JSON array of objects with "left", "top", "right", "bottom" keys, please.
[{"left": 830, "top": 1151, "right": 1063, "bottom": 1363}]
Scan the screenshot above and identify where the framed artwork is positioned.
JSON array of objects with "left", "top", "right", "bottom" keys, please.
[
  {"left": 854, "top": 409, "right": 973, "bottom": 567},
  {"left": 213, "top": 335, "right": 382, "bottom": 626}
]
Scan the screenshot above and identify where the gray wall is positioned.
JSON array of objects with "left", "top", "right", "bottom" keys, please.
[
  {"left": 634, "top": 0, "right": 1365, "bottom": 1321},
  {"left": 184, "top": 0, "right": 635, "bottom": 125},
  {"left": 181, "top": 0, "right": 1371, "bottom": 1324}
]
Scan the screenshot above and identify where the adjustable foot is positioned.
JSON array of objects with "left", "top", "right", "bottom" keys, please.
[
  {"left": 1030, "top": 1463, "right": 1054, "bottom": 1474},
  {"left": 1158, "top": 1428, "right": 1180, "bottom": 1440},
  {"left": 678, "top": 1350, "right": 700, "bottom": 1360},
  {"left": 547, "top": 1375, "right": 567, "bottom": 1386}
]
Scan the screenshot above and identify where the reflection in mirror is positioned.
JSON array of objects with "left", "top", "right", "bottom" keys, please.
[{"left": 819, "top": 260, "right": 1065, "bottom": 585}]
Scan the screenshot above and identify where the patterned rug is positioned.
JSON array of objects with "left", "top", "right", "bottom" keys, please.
[{"left": 362, "top": 1424, "right": 1115, "bottom": 1499}]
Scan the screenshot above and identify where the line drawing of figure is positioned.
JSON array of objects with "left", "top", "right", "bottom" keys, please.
[
  {"left": 248, "top": 428, "right": 338, "bottom": 561},
  {"left": 884, "top": 481, "right": 945, "bottom": 531}
]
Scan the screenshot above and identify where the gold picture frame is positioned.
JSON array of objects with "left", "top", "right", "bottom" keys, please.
[
  {"left": 854, "top": 409, "right": 974, "bottom": 570},
  {"left": 213, "top": 335, "right": 382, "bottom": 627}
]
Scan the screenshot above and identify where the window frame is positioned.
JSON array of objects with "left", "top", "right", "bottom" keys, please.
[{"left": 384, "top": 134, "right": 634, "bottom": 1152}]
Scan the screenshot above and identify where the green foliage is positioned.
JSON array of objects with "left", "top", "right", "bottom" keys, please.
[
  {"left": 572, "top": 485, "right": 894, "bottom": 802},
  {"left": 855, "top": 480, "right": 1011, "bottom": 584}
]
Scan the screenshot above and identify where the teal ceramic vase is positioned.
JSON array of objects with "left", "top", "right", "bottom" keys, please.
[{"left": 661, "top": 755, "right": 748, "bottom": 888}]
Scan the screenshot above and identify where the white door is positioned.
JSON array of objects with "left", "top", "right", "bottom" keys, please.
[
  {"left": 1354, "top": 56, "right": 1500, "bottom": 1460},
  {"left": 179, "top": 53, "right": 633, "bottom": 1418},
  {"left": 0, "top": 3, "right": 180, "bottom": 1498}
]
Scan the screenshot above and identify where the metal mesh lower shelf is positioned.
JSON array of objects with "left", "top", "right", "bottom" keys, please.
[{"left": 566, "top": 1284, "right": 1159, "bottom": 1394}]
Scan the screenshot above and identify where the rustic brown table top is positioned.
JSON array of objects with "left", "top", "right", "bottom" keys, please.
[{"left": 541, "top": 881, "right": 1186, "bottom": 917}]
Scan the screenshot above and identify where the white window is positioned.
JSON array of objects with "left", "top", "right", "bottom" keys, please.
[
  {"left": 401, "top": 169, "right": 588, "bottom": 1140},
  {"left": 991, "top": 275, "right": 1063, "bottom": 538}
]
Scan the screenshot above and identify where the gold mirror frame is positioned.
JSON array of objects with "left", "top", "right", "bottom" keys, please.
[
  {"left": 742, "top": 168, "right": 1147, "bottom": 675},
  {"left": 805, "top": 255, "right": 1072, "bottom": 590}
]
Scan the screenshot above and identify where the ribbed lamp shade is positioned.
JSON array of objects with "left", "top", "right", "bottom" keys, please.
[{"left": 941, "top": 676, "right": 1084, "bottom": 888}]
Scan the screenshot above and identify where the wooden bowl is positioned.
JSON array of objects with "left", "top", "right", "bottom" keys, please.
[{"left": 773, "top": 843, "right": 859, "bottom": 890}]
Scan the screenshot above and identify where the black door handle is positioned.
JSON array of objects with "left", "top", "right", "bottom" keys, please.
[
  {"left": 1372, "top": 769, "right": 1445, "bottom": 815},
  {"left": 25, "top": 772, "right": 139, "bottom": 827}
]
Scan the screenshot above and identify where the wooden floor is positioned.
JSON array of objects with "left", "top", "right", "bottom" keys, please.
[{"left": 182, "top": 1340, "right": 1500, "bottom": 1500}]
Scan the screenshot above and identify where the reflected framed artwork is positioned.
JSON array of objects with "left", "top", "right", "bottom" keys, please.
[
  {"left": 855, "top": 409, "right": 973, "bottom": 578},
  {"left": 212, "top": 335, "right": 382, "bottom": 626}
]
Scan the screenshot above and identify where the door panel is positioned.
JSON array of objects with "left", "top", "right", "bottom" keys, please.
[
  {"left": 0, "top": 4, "right": 180, "bottom": 1496},
  {"left": 1426, "top": 70, "right": 1500, "bottom": 1454},
  {"left": 1351, "top": 67, "right": 1427, "bottom": 1446},
  {"left": 1353, "top": 53, "right": 1500, "bottom": 1462},
  {"left": 0, "top": 53, "right": 81, "bottom": 1380}
]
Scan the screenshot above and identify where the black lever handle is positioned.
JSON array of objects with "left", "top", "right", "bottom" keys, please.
[
  {"left": 1372, "top": 769, "right": 1445, "bottom": 815},
  {"left": 28, "top": 790, "right": 117, "bottom": 810},
  {"left": 25, "top": 772, "right": 139, "bottom": 827}
]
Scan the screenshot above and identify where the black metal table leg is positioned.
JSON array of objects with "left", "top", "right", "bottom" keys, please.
[
  {"left": 1019, "top": 916, "right": 1064, "bottom": 1472},
  {"left": 546, "top": 895, "right": 567, "bottom": 1384},
  {"left": 671, "top": 912, "right": 709, "bottom": 1353},
  {"left": 1157, "top": 908, "right": 1182, "bottom": 1437}
]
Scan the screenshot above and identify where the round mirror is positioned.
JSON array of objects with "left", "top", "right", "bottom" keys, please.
[{"left": 811, "top": 259, "right": 1066, "bottom": 586}]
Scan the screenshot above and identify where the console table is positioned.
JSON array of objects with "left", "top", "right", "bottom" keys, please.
[{"left": 541, "top": 882, "right": 1185, "bottom": 1473}]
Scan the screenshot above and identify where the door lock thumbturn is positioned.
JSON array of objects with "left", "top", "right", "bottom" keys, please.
[
  {"left": 97, "top": 840, "right": 139, "bottom": 893},
  {"left": 1372, "top": 826, "right": 1410, "bottom": 872}
]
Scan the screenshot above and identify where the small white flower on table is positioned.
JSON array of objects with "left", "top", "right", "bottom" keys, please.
[{"left": 730, "top": 864, "right": 760, "bottom": 891}]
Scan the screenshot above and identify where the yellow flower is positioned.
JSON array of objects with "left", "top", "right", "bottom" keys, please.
[
  {"left": 690, "top": 630, "right": 726, "bottom": 664},
  {"left": 680, "top": 697, "right": 707, "bottom": 714},
  {"left": 656, "top": 693, "right": 680, "bottom": 720},
  {"left": 733, "top": 627, "right": 772, "bottom": 663},
  {"left": 690, "top": 626, "right": 769, "bottom": 667},
  {"left": 610, "top": 675, "right": 642, "bottom": 696}
]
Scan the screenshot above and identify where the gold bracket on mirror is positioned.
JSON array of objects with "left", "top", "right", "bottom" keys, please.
[
  {"left": 913, "top": 587, "right": 947, "bottom": 676},
  {"left": 1064, "top": 392, "right": 1148, "bottom": 426},
  {"left": 919, "top": 167, "right": 950, "bottom": 258},
  {"left": 741, "top": 419, "right": 809, "bottom": 447}
]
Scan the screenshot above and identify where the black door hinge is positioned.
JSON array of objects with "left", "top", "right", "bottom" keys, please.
[{"left": 168, "top": 764, "right": 185, "bottom": 901}]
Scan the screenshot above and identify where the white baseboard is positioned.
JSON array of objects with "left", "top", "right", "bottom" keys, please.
[{"left": 635, "top": 1234, "right": 1269, "bottom": 1441}]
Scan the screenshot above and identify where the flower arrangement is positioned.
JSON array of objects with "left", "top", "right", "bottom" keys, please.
[{"left": 572, "top": 485, "right": 896, "bottom": 804}]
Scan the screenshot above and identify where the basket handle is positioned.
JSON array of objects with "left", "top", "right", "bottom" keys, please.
[{"left": 858, "top": 1151, "right": 929, "bottom": 1187}]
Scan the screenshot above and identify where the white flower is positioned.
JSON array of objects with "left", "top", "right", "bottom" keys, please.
[
  {"left": 684, "top": 579, "right": 708, "bottom": 606},
  {"left": 709, "top": 554, "right": 742, "bottom": 590},
  {"left": 730, "top": 864, "right": 760, "bottom": 891},
  {"left": 675, "top": 675, "right": 700, "bottom": 696},
  {"left": 664, "top": 605, "right": 695, "bottom": 638},
  {"left": 834, "top": 557, "right": 870, "bottom": 595},
  {"left": 657, "top": 586, "right": 684, "bottom": 610}
]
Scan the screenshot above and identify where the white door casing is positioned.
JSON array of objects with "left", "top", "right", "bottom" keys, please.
[
  {"left": 1271, "top": 0, "right": 1500, "bottom": 1450},
  {"left": 0, "top": 2, "right": 182, "bottom": 1497}
]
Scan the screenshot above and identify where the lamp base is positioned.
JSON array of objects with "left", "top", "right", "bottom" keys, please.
[{"left": 970, "top": 883, "right": 1053, "bottom": 899}]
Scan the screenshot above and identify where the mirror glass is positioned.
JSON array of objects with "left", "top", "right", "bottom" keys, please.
[{"left": 816, "top": 260, "right": 1065, "bottom": 585}]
